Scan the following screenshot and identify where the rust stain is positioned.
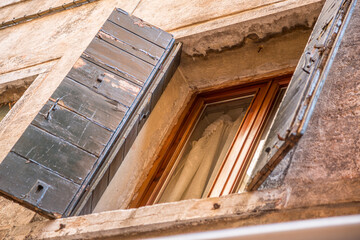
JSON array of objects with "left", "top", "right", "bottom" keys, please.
[
  {"left": 58, "top": 100, "right": 65, "bottom": 106},
  {"left": 55, "top": 223, "right": 66, "bottom": 232},
  {"left": 102, "top": 76, "right": 111, "bottom": 83},
  {"left": 277, "top": 133, "right": 286, "bottom": 141},
  {"left": 104, "top": 72, "right": 115, "bottom": 79},
  {"left": 53, "top": 213, "right": 62, "bottom": 219}
]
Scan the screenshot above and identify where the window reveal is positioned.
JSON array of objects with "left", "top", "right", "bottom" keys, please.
[
  {"left": 0, "top": 75, "right": 38, "bottom": 122},
  {"left": 132, "top": 76, "right": 290, "bottom": 207},
  {"left": 0, "top": 102, "right": 15, "bottom": 121}
]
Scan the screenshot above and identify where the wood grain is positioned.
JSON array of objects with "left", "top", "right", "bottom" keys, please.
[
  {"left": 84, "top": 37, "right": 153, "bottom": 84},
  {"left": 100, "top": 20, "right": 164, "bottom": 65},
  {"left": 12, "top": 125, "right": 97, "bottom": 184},
  {"left": 108, "top": 9, "right": 172, "bottom": 49},
  {"left": 51, "top": 78, "right": 127, "bottom": 131},
  {"left": 33, "top": 100, "right": 113, "bottom": 156},
  {"left": 68, "top": 57, "right": 141, "bottom": 107},
  {"left": 0, "top": 152, "right": 79, "bottom": 217}
]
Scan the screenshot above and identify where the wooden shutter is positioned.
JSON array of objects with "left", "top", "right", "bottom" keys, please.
[
  {"left": 0, "top": 8, "right": 181, "bottom": 218},
  {"left": 246, "top": 0, "right": 356, "bottom": 190}
]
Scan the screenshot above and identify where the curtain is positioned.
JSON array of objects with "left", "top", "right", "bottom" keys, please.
[{"left": 158, "top": 110, "right": 246, "bottom": 203}]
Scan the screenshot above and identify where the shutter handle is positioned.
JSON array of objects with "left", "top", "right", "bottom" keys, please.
[{"left": 45, "top": 98, "right": 60, "bottom": 120}]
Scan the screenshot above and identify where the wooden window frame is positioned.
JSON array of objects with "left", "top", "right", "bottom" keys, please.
[{"left": 130, "top": 75, "right": 290, "bottom": 208}]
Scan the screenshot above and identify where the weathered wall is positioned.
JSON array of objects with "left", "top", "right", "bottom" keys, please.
[
  {"left": 17, "top": 2, "right": 358, "bottom": 238},
  {"left": 134, "top": 0, "right": 324, "bottom": 55},
  {"left": 2, "top": 0, "right": 360, "bottom": 239}
]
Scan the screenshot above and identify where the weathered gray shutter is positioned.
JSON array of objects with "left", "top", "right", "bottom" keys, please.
[
  {"left": 0, "top": 8, "right": 181, "bottom": 218},
  {"left": 247, "top": 0, "right": 356, "bottom": 190}
]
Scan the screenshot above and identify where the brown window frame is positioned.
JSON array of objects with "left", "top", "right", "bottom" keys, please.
[{"left": 130, "top": 75, "right": 290, "bottom": 208}]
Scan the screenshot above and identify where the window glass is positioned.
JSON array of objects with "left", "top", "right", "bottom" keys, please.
[
  {"left": 158, "top": 96, "right": 253, "bottom": 203},
  {"left": 238, "top": 87, "right": 286, "bottom": 192}
]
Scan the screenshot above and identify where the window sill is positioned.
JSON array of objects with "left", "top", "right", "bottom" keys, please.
[{"left": 4, "top": 178, "right": 360, "bottom": 239}]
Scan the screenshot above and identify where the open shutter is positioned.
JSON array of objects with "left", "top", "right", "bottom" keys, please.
[
  {"left": 0, "top": 8, "right": 181, "bottom": 218},
  {"left": 247, "top": 0, "right": 356, "bottom": 190}
]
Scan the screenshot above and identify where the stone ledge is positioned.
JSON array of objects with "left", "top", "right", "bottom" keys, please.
[
  {"left": 173, "top": 0, "right": 324, "bottom": 55},
  {"left": 2, "top": 178, "right": 360, "bottom": 239}
]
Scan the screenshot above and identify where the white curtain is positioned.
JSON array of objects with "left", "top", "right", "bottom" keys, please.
[{"left": 159, "top": 110, "right": 246, "bottom": 203}]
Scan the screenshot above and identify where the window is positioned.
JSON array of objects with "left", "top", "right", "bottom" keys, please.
[{"left": 131, "top": 76, "right": 289, "bottom": 207}]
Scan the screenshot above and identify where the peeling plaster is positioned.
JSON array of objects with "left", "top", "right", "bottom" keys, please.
[{"left": 177, "top": 3, "right": 323, "bottom": 56}]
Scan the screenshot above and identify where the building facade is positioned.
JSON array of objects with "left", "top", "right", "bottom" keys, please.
[{"left": 0, "top": 0, "right": 359, "bottom": 239}]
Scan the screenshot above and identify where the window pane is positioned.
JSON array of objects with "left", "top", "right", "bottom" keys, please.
[
  {"left": 238, "top": 87, "right": 286, "bottom": 192},
  {"left": 158, "top": 96, "right": 253, "bottom": 203}
]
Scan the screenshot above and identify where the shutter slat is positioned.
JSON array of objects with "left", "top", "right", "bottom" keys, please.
[
  {"left": 85, "top": 37, "right": 153, "bottom": 83},
  {"left": 33, "top": 101, "right": 113, "bottom": 156},
  {"left": 12, "top": 125, "right": 97, "bottom": 184},
  {"left": 247, "top": 0, "right": 355, "bottom": 190},
  {"left": 68, "top": 58, "right": 141, "bottom": 107},
  {"left": 108, "top": 9, "right": 173, "bottom": 49},
  {"left": 100, "top": 20, "right": 164, "bottom": 65},
  {"left": 0, "top": 152, "right": 79, "bottom": 217},
  {"left": 81, "top": 53, "right": 144, "bottom": 87},
  {"left": 52, "top": 78, "right": 127, "bottom": 130}
]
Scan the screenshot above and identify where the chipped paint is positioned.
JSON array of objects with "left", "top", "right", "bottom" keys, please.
[
  {"left": 82, "top": 52, "right": 142, "bottom": 86},
  {"left": 73, "top": 58, "right": 87, "bottom": 69},
  {"left": 98, "top": 30, "right": 159, "bottom": 61}
]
